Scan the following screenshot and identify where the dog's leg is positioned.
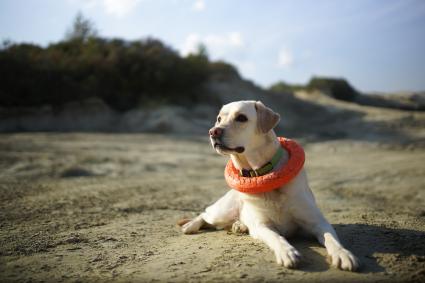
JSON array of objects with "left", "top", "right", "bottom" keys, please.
[
  {"left": 292, "top": 195, "right": 360, "bottom": 271},
  {"left": 310, "top": 218, "right": 359, "bottom": 271},
  {"left": 250, "top": 225, "right": 301, "bottom": 268},
  {"left": 180, "top": 190, "right": 240, "bottom": 234},
  {"left": 181, "top": 214, "right": 206, "bottom": 234}
]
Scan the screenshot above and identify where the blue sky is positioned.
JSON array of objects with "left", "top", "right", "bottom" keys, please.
[{"left": 1, "top": 0, "right": 425, "bottom": 93}]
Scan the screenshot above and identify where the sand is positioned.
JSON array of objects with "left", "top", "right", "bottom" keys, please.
[
  {"left": 0, "top": 131, "right": 424, "bottom": 283},
  {"left": 1, "top": 83, "right": 425, "bottom": 282}
]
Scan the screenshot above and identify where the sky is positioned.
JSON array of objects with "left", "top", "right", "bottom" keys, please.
[{"left": 1, "top": 0, "right": 425, "bottom": 93}]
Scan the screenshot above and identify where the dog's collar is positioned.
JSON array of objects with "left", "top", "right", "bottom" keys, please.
[
  {"left": 225, "top": 137, "right": 305, "bottom": 194},
  {"left": 239, "top": 146, "right": 284, "bottom": 177}
]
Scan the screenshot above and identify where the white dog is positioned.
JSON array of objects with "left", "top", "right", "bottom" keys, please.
[{"left": 180, "top": 100, "right": 359, "bottom": 271}]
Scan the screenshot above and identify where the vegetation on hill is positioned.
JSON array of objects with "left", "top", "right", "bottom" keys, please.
[
  {"left": 1, "top": 13, "right": 421, "bottom": 113},
  {"left": 270, "top": 77, "right": 424, "bottom": 111},
  {"left": 307, "top": 77, "right": 359, "bottom": 101},
  {"left": 268, "top": 81, "right": 305, "bottom": 93},
  {"left": 270, "top": 77, "right": 359, "bottom": 101},
  {"left": 0, "top": 13, "right": 238, "bottom": 111}
]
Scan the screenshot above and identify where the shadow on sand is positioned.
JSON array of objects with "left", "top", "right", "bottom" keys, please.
[{"left": 289, "top": 223, "right": 425, "bottom": 273}]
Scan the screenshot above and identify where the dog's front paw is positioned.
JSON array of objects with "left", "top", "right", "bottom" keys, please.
[
  {"left": 231, "top": 221, "right": 248, "bottom": 234},
  {"left": 329, "top": 248, "right": 359, "bottom": 271},
  {"left": 275, "top": 246, "right": 301, "bottom": 268},
  {"left": 181, "top": 216, "right": 204, "bottom": 234}
]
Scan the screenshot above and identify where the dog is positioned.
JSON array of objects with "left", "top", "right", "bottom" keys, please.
[{"left": 180, "top": 100, "right": 359, "bottom": 271}]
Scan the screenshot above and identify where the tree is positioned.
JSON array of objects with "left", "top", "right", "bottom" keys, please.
[
  {"left": 65, "top": 12, "right": 97, "bottom": 41},
  {"left": 1, "top": 38, "right": 12, "bottom": 50},
  {"left": 196, "top": 43, "right": 209, "bottom": 59}
]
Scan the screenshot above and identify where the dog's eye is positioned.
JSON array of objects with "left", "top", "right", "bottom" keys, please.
[
  {"left": 217, "top": 116, "right": 221, "bottom": 123},
  {"left": 235, "top": 114, "right": 248, "bottom": 122}
]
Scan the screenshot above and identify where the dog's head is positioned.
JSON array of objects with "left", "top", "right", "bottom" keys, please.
[{"left": 209, "top": 100, "right": 280, "bottom": 155}]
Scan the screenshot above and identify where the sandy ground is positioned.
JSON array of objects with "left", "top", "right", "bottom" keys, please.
[
  {"left": 1, "top": 86, "right": 425, "bottom": 282},
  {"left": 0, "top": 130, "right": 424, "bottom": 282}
]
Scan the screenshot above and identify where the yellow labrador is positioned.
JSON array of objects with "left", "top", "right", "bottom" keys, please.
[{"left": 181, "top": 100, "right": 359, "bottom": 271}]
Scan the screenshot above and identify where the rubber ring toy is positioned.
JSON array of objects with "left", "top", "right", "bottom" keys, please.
[{"left": 224, "top": 137, "right": 305, "bottom": 194}]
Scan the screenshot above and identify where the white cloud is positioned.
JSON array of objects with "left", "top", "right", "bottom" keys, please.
[
  {"left": 103, "top": 0, "right": 141, "bottom": 17},
  {"left": 192, "top": 0, "right": 205, "bottom": 12},
  {"left": 181, "top": 34, "right": 201, "bottom": 56},
  {"left": 236, "top": 60, "right": 256, "bottom": 77},
  {"left": 67, "top": 0, "right": 98, "bottom": 9},
  {"left": 228, "top": 32, "right": 243, "bottom": 47},
  {"left": 181, "top": 32, "right": 244, "bottom": 57},
  {"left": 277, "top": 48, "right": 293, "bottom": 68},
  {"left": 68, "top": 0, "right": 141, "bottom": 17}
]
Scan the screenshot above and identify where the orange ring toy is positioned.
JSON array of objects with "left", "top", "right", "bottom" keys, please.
[{"left": 224, "top": 137, "right": 305, "bottom": 194}]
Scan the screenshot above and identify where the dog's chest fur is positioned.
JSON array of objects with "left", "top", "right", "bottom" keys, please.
[{"left": 239, "top": 187, "right": 298, "bottom": 237}]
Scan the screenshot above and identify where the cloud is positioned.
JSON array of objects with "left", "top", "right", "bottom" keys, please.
[
  {"left": 227, "top": 32, "right": 244, "bottom": 47},
  {"left": 103, "top": 0, "right": 141, "bottom": 17},
  {"left": 181, "top": 32, "right": 244, "bottom": 57},
  {"left": 277, "top": 48, "right": 293, "bottom": 68},
  {"left": 181, "top": 34, "right": 201, "bottom": 56},
  {"left": 68, "top": 0, "right": 141, "bottom": 17},
  {"left": 192, "top": 0, "right": 205, "bottom": 12},
  {"left": 236, "top": 60, "right": 256, "bottom": 77},
  {"left": 67, "top": 0, "right": 97, "bottom": 9}
]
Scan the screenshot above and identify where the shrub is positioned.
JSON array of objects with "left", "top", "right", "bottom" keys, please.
[
  {"left": 0, "top": 37, "right": 212, "bottom": 111},
  {"left": 269, "top": 81, "right": 305, "bottom": 93},
  {"left": 307, "top": 77, "right": 359, "bottom": 101},
  {"left": 209, "top": 61, "right": 240, "bottom": 80}
]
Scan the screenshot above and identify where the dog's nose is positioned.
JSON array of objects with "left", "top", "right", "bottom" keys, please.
[{"left": 209, "top": 127, "right": 223, "bottom": 138}]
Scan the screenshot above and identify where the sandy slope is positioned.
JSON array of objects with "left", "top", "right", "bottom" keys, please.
[{"left": 0, "top": 131, "right": 424, "bottom": 283}]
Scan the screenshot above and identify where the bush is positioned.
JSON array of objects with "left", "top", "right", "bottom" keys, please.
[
  {"left": 307, "top": 77, "right": 359, "bottom": 101},
  {"left": 269, "top": 81, "right": 305, "bottom": 93},
  {"left": 0, "top": 37, "right": 212, "bottom": 111},
  {"left": 209, "top": 61, "right": 240, "bottom": 80}
]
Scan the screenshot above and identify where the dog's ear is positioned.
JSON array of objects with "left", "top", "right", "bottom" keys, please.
[{"left": 255, "top": 101, "right": 280, "bottom": 133}]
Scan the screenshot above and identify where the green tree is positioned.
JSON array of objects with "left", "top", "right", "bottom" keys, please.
[
  {"left": 65, "top": 12, "right": 97, "bottom": 41},
  {"left": 196, "top": 43, "right": 209, "bottom": 59}
]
